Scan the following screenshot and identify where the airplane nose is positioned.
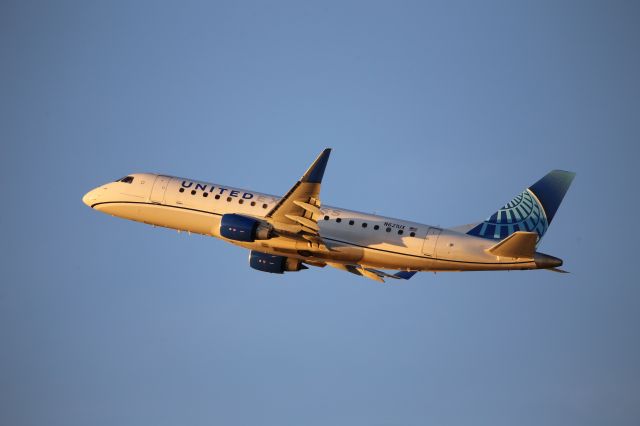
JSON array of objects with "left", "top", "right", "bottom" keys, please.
[{"left": 82, "top": 190, "right": 96, "bottom": 207}]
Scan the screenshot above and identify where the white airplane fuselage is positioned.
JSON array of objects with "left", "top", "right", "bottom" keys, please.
[{"left": 83, "top": 173, "right": 560, "bottom": 273}]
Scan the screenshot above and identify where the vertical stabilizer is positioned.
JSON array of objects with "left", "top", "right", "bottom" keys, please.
[{"left": 466, "top": 170, "right": 575, "bottom": 243}]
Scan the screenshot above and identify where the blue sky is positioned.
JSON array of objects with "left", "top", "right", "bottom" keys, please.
[{"left": 1, "top": 1, "right": 639, "bottom": 425}]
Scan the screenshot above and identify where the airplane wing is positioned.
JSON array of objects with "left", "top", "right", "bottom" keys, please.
[
  {"left": 265, "top": 148, "right": 331, "bottom": 245},
  {"left": 326, "top": 262, "right": 418, "bottom": 283}
]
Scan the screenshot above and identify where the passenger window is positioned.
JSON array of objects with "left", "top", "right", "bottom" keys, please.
[
  {"left": 239, "top": 199, "right": 244, "bottom": 204},
  {"left": 386, "top": 227, "right": 391, "bottom": 232},
  {"left": 191, "top": 190, "right": 196, "bottom": 195},
  {"left": 410, "top": 232, "right": 416, "bottom": 237},
  {"left": 336, "top": 218, "right": 342, "bottom": 223},
  {"left": 349, "top": 220, "right": 354, "bottom": 225},
  {"left": 215, "top": 194, "right": 220, "bottom": 200},
  {"left": 227, "top": 197, "right": 232, "bottom": 202},
  {"left": 203, "top": 192, "right": 208, "bottom": 197},
  {"left": 262, "top": 204, "right": 268, "bottom": 209},
  {"left": 398, "top": 230, "right": 403, "bottom": 235},
  {"left": 251, "top": 201, "right": 256, "bottom": 206},
  {"left": 179, "top": 188, "right": 185, "bottom": 193},
  {"left": 374, "top": 225, "right": 379, "bottom": 230},
  {"left": 324, "top": 215, "right": 329, "bottom": 220},
  {"left": 362, "top": 223, "right": 367, "bottom": 228}
]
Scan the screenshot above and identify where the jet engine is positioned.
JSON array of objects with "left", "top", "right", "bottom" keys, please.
[
  {"left": 219, "top": 214, "right": 273, "bottom": 242},
  {"left": 249, "top": 250, "right": 308, "bottom": 274}
]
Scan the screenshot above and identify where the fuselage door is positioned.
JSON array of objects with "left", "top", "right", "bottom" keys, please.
[
  {"left": 422, "top": 227, "right": 442, "bottom": 257},
  {"left": 149, "top": 175, "right": 171, "bottom": 204}
]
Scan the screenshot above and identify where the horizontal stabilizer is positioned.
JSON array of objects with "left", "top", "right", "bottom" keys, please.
[
  {"left": 547, "top": 267, "right": 569, "bottom": 273},
  {"left": 487, "top": 231, "right": 537, "bottom": 259}
]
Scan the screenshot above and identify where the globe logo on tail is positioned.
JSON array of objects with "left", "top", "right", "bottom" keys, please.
[{"left": 467, "top": 189, "right": 549, "bottom": 241}]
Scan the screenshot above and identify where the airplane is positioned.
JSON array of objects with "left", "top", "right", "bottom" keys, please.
[{"left": 82, "top": 149, "right": 575, "bottom": 282}]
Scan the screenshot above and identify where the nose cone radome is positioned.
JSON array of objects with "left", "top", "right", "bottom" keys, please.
[
  {"left": 82, "top": 189, "right": 98, "bottom": 207},
  {"left": 534, "top": 252, "right": 563, "bottom": 269}
]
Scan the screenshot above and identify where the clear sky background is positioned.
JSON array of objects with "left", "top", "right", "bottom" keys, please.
[{"left": 1, "top": 1, "right": 639, "bottom": 425}]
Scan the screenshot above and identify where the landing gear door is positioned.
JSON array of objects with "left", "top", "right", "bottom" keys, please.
[
  {"left": 422, "top": 227, "right": 442, "bottom": 257},
  {"left": 149, "top": 175, "right": 171, "bottom": 204}
]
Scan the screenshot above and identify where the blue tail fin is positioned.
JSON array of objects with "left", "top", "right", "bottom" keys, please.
[{"left": 466, "top": 170, "right": 575, "bottom": 243}]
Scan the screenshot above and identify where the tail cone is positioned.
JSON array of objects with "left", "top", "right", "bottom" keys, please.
[{"left": 534, "top": 253, "right": 563, "bottom": 269}]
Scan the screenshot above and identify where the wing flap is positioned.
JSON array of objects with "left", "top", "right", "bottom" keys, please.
[
  {"left": 285, "top": 214, "right": 320, "bottom": 231},
  {"left": 293, "top": 200, "right": 323, "bottom": 217}
]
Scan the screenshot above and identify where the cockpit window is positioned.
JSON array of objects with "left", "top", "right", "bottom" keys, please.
[{"left": 116, "top": 176, "right": 134, "bottom": 184}]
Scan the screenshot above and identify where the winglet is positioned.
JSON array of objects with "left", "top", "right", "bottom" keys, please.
[
  {"left": 301, "top": 148, "right": 331, "bottom": 183},
  {"left": 394, "top": 271, "right": 417, "bottom": 280}
]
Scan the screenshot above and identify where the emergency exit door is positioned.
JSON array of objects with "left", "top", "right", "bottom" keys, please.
[
  {"left": 149, "top": 175, "right": 171, "bottom": 204},
  {"left": 421, "top": 227, "right": 442, "bottom": 257}
]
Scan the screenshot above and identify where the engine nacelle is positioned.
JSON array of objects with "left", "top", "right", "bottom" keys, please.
[
  {"left": 249, "top": 250, "right": 308, "bottom": 274},
  {"left": 220, "top": 214, "right": 273, "bottom": 242}
]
